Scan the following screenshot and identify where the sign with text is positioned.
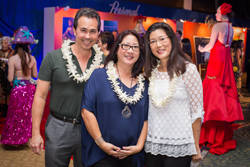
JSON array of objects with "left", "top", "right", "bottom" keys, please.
[{"left": 110, "top": 1, "right": 140, "bottom": 16}]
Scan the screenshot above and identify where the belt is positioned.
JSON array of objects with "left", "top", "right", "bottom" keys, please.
[{"left": 50, "top": 111, "right": 81, "bottom": 125}]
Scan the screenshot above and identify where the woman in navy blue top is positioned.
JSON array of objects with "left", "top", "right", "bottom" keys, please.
[{"left": 81, "top": 30, "right": 148, "bottom": 167}]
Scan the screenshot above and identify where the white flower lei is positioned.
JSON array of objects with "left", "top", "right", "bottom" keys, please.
[
  {"left": 148, "top": 62, "right": 178, "bottom": 108},
  {"left": 61, "top": 39, "right": 103, "bottom": 83},
  {"left": 106, "top": 61, "right": 145, "bottom": 105}
]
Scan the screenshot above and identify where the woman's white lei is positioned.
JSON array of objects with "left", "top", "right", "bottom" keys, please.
[
  {"left": 106, "top": 61, "right": 145, "bottom": 105},
  {"left": 148, "top": 62, "right": 178, "bottom": 108},
  {"left": 61, "top": 39, "right": 103, "bottom": 83}
]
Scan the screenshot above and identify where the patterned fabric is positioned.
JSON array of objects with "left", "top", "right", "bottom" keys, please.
[
  {"left": 232, "top": 53, "right": 242, "bottom": 89},
  {"left": 145, "top": 63, "right": 204, "bottom": 157},
  {"left": 0, "top": 80, "right": 35, "bottom": 145},
  {"left": 0, "top": 60, "right": 11, "bottom": 115},
  {"left": 0, "top": 49, "right": 13, "bottom": 58}
]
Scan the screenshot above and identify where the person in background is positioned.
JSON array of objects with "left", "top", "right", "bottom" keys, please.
[
  {"left": 0, "top": 36, "right": 14, "bottom": 58},
  {"left": 203, "top": 52, "right": 210, "bottom": 63},
  {"left": 112, "top": 30, "right": 119, "bottom": 40},
  {"left": 232, "top": 40, "right": 243, "bottom": 96},
  {"left": 62, "top": 18, "right": 76, "bottom": 41},
  {"left": 144, "top": 22, "right": 203, "bottom": 167},
  {"left": 230, "top": 40, "right": 237, "bottom": 59},
  {"left": 0, "top": 36, "right": 14, "bottom": 116},
  {"left": 0, "top": 26, "right": 37, "bottom": 146},
  {"left": 175, "top": 30, "right": 182, "bottom": 42},
  {"left": 97, "top": 31, "right": 114, "bottom": 56},
  {"left": 198, "top": 3, "right": 244, "bottom": 155},
  {"left": 181, "top": 38, "right": 192, "bottom": 59},
  {"left": 81, "top": 30, "right": 148, "bottom": 167},
  {"left": 0, "top": 32, "right": 3, "bottom": 50},
  {"left": 140, "top": 33, "right": 146, "bottom": 42},
  {"left": 30, "top": 8, "right": 105, "bottom": 167}
]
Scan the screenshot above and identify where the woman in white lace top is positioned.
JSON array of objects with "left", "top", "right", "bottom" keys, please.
[{"left": 144, "top": 22, "right": 204, "bottom": 167}]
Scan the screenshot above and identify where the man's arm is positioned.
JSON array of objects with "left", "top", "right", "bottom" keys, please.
[{"left": 30, "top": 79, "right": 50, "bottom": 155}]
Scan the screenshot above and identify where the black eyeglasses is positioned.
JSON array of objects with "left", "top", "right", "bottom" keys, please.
[{"left": 119, "top": 43, "right": 140, "bottom": 51}]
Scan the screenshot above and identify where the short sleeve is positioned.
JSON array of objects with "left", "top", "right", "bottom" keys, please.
[
  {"left": 184, "top": 63, "right": 204, "bottom": 123},
  {"left": 81, "top": 70, "right": 98, "bottom": 114},
  {"left": 38, "top": 52, "right": 53, "bottom": 81}
]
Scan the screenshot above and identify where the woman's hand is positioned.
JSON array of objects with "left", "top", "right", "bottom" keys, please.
[
  {"left": 99, "top": 142, "right": 121, "bottom": 158},
  {"left": 192, "top": 147, "right": 202, "bottom": 163},
  {"left": 118, "top": 145, "right": 141, "bottom": 159},
  {"left": 198, "top": 45, "right": 204, "bottom": 53}
]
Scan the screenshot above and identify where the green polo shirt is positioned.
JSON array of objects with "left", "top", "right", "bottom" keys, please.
[{"left": 38, "top": 44, "right": 105, "bottom": 119}]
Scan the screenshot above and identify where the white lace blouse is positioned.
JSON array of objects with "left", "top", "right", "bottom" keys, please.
[{"left": 145, "top": 63, "right": 204, "bottom": 157}]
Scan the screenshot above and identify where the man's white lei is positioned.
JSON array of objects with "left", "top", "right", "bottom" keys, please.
[{"left": 61, "top": 39, "right": 103, "bottom": 83}]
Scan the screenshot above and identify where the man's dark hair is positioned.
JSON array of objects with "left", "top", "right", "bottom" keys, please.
[{"left": 74, "top": 7, "right": 101, "bottom": 31}]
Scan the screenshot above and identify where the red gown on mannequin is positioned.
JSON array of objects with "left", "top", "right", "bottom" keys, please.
[{"left": 200, "top": 22, "right": 244, "bottom": 155}]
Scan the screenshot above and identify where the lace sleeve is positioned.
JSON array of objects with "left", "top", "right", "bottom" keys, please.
[{"left": 183, "top": 63, "right": 204, "bottom": 123}]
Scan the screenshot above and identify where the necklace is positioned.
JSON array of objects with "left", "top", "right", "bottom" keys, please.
[
  {"left": 148, "top": 61, "right": 178, "bottom": 108},
  {"left": 116, "top": 64, "right": 133, "bottom": 119},
  {"left": 61, "top": 39, "right": 103, "bottom": 83},
  {"left": 106, "top": 61, "right": 145, "bottom": 118}
]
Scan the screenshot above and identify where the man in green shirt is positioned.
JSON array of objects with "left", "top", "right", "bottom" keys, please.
[{"left": 30, "top": 7, "right": 105, "bottom": 167}]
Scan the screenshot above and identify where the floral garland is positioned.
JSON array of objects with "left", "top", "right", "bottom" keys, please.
[
  {"left": 106, "top": 61, "right": 145, "bottom": 105},
  {"left": 61, "top": 39, "right": 103, "bottom": 83},
  {"left": 220, "top": 3, "right": 232, "bottom": 15},
  {"left": 148, "top": 62, "right": 178, "bottom": 108}
]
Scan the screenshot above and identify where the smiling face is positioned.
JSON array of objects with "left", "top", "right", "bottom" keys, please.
[
  {"left": 116, "top": 34, "right": 140, "bottom": 67},
  {"left": 73, "top": 16, "right": 99, "bottom": 51},
  {"left": 215, "top": 7, "right": 222, "bottom": 21},
  {"left": 149, "top": 29, "right": 172, "bottom": 63}
]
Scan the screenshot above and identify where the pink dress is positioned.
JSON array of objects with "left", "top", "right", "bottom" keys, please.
[{"left": 0, "top": 80, "right": 36, "bottom": 145}]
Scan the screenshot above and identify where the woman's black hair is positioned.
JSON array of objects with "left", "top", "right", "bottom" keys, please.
[
  {"left": 104, "top": 29, "right": 144, "bottom": 78},
  {"left": 144, "top": 22, "right": 192, "bottom": 80}
]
